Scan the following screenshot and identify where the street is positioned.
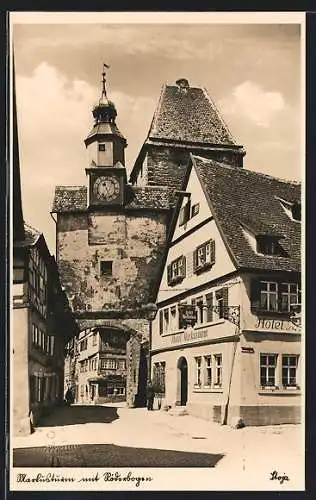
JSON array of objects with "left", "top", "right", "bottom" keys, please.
[{"left": 12, "top": 403, "right": 304, "bottom": 485}]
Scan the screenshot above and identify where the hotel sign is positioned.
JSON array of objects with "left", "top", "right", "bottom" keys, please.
[
  {"left": 254, "top": 318, "right": 300, "bottom": 333},
  {"left": 170, "top": 328, "right": 208, "bottom": 345}
]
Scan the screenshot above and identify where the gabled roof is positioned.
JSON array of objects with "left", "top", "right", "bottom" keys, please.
[
  {"left": 192, "top": 155, "right": 301, "bottom": 273},
  {"left": 52, "top": 186, "right": 88, "bottom": 213},
  {"left": 52, "top": 185, "right": 174, "bottom": 213},
  {"left": 148, "top": 83, "right": 238, "bottom": 146}
]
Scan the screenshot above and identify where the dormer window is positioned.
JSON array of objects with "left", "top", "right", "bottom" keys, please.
[
  {"left": 277, "top": 197, "right": 301, "bottom": 222},
  {"left": 256, "top": 236, "right": 283, "bottom": 256}
]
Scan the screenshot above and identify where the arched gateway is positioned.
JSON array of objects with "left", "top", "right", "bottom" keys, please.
[{"left": 64, "top": 319, "right": 149, "bottom": 408}]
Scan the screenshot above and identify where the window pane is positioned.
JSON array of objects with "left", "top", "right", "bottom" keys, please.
[
  {"left": 260, "top": 293, "right": 268, "bottom": 309},
  {"left": 269, "top": 283, "right": 277, "bottom": 292},
  {"left": 269, "top": 294, "right": 277, "bottom": 311}
]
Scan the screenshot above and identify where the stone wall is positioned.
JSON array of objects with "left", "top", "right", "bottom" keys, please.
[
  {"left": 56, "top": 210, "right": 168, "bottom": 313},
  {"left": 144, "top": 145, "right": 244, "bottom": 191}
]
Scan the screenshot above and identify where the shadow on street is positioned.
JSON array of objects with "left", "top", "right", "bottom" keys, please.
[
  {"left": 13, "top": 443, "right": 224, "bottom": 468},
  {"left": 38, "top": 405, "right": 119, "bottom": 427}
]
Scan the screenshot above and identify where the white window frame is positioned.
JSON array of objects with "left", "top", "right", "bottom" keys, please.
[
  {"left": 195, "top": 357, "right": 202, "bottom": 387},
  {"left": 260, "top": 281, "right": 278, "bottom": 312},
  {"left": 260, "top": 353, "right": 278, "bottom": 388}
]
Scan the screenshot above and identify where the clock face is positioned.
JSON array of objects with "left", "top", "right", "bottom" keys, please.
[{"left": 93, "top": 176, "right": 121, "bottom": 202}]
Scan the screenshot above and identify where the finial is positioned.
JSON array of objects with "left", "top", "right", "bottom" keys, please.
[{"left": 101, "top": 63, "right": 110, "bottom": 98}]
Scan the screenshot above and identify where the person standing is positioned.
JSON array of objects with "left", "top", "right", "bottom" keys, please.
[{"left": 146, "top": 380, "right": 155, "bottom": 411}]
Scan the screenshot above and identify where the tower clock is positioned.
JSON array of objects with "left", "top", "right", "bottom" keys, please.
[{"left": 84, "top": 67, "right": 127, "bottom": 208}]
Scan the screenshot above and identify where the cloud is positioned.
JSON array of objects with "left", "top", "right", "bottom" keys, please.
[
  {"left": 221, "top": 81, "right": 286, "bottom": 127},
  {"left": 15, "top": 62, "right": 156, "bottom": 252}
]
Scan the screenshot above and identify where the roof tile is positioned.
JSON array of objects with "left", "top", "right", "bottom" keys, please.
[
  {"left": 193, "top": 156, "right": 301, "bottom": 272},
  {"left": 149, "top": 85, "right": 237, "bottom": 146}
]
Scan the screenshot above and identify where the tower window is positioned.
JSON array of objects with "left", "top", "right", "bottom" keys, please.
[
  {"left": 100, "top": 261, "right": 113, "bottom": 277},
  {"left": 98, "top": 144, "right": 106, "bottom": 151}
]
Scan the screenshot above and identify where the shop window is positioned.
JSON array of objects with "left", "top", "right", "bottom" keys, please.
[
  {"left": 282, "top": 355, "right": 299, "bottom": 388},
  {"left": 100, "top": 260, "right": 113, "bottom": 278},
  {"left": 167, "top": 256, "right": 186, "bottom": 286},
  {"left": 214, "top": 355, "right": 222, "bottom": 387},
  {"left": 193, "top": 240, "right": 215, "bottom": 273},
  {"left": 195, "top": 357, "right": 202, "bottom": 387},
  {"left": 205, "top": 356, "right": 212, "bottom": 386},
  {"left": 260, "top": 354, "right": 278, "bottom": 388}
]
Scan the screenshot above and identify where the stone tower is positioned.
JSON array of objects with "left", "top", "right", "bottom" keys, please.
[
  {"left": 130, "top": 78, "right": 245, "bottom": 190},
  {"left": 52, "top": 68, "right": 173, "bottom": 406}
]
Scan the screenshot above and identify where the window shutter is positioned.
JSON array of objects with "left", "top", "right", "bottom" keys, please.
[
  {"left": 210, "top": 239, "right": 216, "bottom": 265},
  {"left": 251, "top": 279, "right": 261, "bottom": 311},
  {"left": 222, "top": 287, "right": 229, "bottom": 319},
  {"left": 181, "top": 255, "right": 186, "bottom": 278},
  {"left": 179, "top": 207, "right": 185, "bottom": 226},
  {"left": 167, "top": 264, "right": 172, "bottom": 285},
  {"left": 184, "top": 199, "right": 191, "bottom": 224},
  {"left": 193, "top": 249, "right": 197, "bottom": 273},
  {"left": 159, "top": 310, "right": 163, "bottom": 334},
  {"left": 206, "top": 293, "right": 213, "bottom": 322}
]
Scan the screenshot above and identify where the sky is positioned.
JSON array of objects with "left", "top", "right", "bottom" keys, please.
[{"left": 12, "top": 14, "right": 303, "bottom": 255}]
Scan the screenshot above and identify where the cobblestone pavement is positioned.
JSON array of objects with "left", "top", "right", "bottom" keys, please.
[{"left": 12, "top": 404, "right": 304, "bottom": 483}]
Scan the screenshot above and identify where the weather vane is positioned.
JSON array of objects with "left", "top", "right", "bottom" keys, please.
[{"left": 101, "top": 63, "right": 110, "bottom": 98}]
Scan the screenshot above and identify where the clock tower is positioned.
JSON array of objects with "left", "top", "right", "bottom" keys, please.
[{"left": 85, "top": 65, "right": 127, "bottom": 207}]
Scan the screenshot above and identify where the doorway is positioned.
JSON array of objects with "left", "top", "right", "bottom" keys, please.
[{"left": 177, "top": 357, "right": 188, "bottom": 406}]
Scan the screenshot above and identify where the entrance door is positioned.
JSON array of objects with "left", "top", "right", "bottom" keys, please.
[{"left": 179, "top": 357, "right": 188, "bottom": 406}]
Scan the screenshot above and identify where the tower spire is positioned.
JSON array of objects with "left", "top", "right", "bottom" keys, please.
[{"left": 101, "top": 63, "right": 110, "bottom": 100}]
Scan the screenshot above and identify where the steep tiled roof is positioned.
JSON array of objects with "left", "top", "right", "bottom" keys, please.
[
  {"left": 24, "top": 223, "right": 41, "bottom": 246},
  {"left": 52, "top": 186, "right": 88, "bottom": 213},
  {"left": 52, "top": 185, "right": 174, "bottom": 213},
  {"left": 193, "top": 156, "right": 301, "bottom": 272},
  {"left": 85, "top": 122, "right": 126, "bottom": 143},
  {"left": 125, "top": 185, "right": 174, "bottom": 211},
  {"left": 148, "top": 84, "right": 237, "bottom": 146}
]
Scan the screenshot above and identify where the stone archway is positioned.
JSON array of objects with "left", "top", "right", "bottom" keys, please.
[{"left": 67, "top": 319, "right": 148, "bottom": 408}]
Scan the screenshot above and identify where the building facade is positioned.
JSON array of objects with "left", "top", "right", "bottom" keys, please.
[
  {"left": 151, "top": 155, "right": 302, "bottom": 426},
  {"left": 52, "top": 71, "right": 173, "bottom": 406},
  {"left": 12, "top": 73, "right": 78, "bottom": 435},
  {"left": 13, "top": 224, "right": 78, "bottom": 434}
]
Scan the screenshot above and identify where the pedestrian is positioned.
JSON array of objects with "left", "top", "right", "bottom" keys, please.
[
  {"left": 146, "top": 380, "right": 155, "bottom": 411},
  {"left": 65, "top": 386, "right": 74, "bottom": 407}
]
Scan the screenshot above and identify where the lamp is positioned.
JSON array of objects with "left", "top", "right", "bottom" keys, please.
[{"left": 290, "top": 303, "right": 301, "bottom": 328}]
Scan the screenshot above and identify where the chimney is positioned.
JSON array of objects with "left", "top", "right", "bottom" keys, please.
[{"left": 176, "top": 78, "right": 190, "bottom": 94}]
